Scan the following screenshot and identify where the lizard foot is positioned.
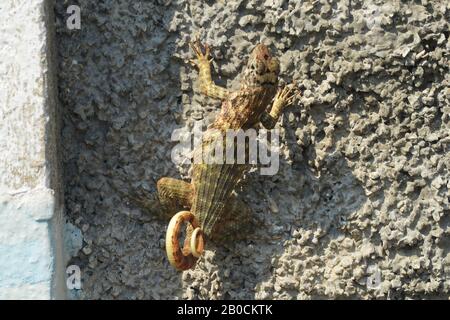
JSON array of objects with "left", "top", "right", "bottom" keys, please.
[
  {"left": 165, "top": 211, "right": 205, "bottom": 270},
  {"left": 269, "top": 83, "right": 301, "bottom": 119},
  {"left": 275, "top": 83, "right": 301, "bottom": 107},
  {"left": 188, "top": 37, "right": 213, "bottom": 67}
]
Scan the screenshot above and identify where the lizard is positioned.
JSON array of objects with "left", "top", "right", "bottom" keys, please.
[{"left": 149, "top": 38, "right": 299, "bottom": 271}]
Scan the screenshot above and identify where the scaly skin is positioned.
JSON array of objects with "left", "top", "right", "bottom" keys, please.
[{"left": 159, "top": 38, "right": 299, "bottom": 270}]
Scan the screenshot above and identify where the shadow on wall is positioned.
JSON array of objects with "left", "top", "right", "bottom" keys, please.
[{"left": 56, "top": 1, "right": 187, "bottom": 299}]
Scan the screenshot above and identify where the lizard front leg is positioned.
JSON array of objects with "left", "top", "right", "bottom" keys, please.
[
  {"left": 260, "top": 84, "right": 300, "bottom": 129},
  {"left": 189, "top": 38, "right": 230, "bottom": 100}
]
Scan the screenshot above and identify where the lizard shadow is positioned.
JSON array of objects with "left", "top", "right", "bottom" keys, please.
[{"left": 205, "top": 104, "right": 369, "bottom": 299}]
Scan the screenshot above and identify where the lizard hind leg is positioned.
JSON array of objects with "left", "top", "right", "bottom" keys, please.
[
  {"left": 122, "top": 177, "right": 193, "bottom": 221},
  {"left": 157, "top": 177, "right": 194, "bottom": 220},
  {"left": 209, "top": 196, "right": 261, "bottom": 245}
]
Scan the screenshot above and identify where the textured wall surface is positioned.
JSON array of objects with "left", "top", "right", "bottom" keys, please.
[
  {"left": 0, "top": 0, "right": 65, "bottom": 299},
  {"left": 56, "top": 0, "right": 449, "bottom": 299}
]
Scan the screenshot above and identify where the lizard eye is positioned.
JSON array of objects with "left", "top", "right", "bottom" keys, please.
[{"left": 268, "top": 59, "right": 280, "bottom": 74}]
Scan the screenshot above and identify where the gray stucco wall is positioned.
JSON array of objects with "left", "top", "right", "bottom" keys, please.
[
  {"left": 56, "top": 0, "right": 449, "bottom": 299},
  {"left": 0, "top": 0, "right": 65, "bottom": 299}
]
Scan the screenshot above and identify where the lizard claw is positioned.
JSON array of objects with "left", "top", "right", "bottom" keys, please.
[{"left": 188, "top": 58, "right": 198, "bottom": 67}]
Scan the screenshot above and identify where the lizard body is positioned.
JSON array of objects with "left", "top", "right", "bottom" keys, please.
[{"left": 157, "top": 39, "right": 298, "bottom": 270}]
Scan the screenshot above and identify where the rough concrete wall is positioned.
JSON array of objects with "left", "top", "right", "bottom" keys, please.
[
  {"left": 56, "top": 0, "right": 449, "bottom": 299},
  {"left": 0, "top": 0, "right": 65, "bottom": 299}
]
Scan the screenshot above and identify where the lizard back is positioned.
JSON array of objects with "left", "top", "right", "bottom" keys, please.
[{"left": 191, "top": 86, "right": 277, "bottom": 237}]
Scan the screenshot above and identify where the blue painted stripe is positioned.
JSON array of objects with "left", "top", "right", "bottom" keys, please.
[{"left": 0, "top": 240, "right": 52, "bottom": 287}]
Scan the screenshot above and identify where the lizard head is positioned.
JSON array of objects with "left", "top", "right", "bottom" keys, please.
[{"left": 242, "top": 43, "right": 280, "bottom": 88}]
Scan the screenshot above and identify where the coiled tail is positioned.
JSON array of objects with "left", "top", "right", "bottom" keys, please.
[{"left": 165, "top": 211, "right": 205, "bottom": 270}]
